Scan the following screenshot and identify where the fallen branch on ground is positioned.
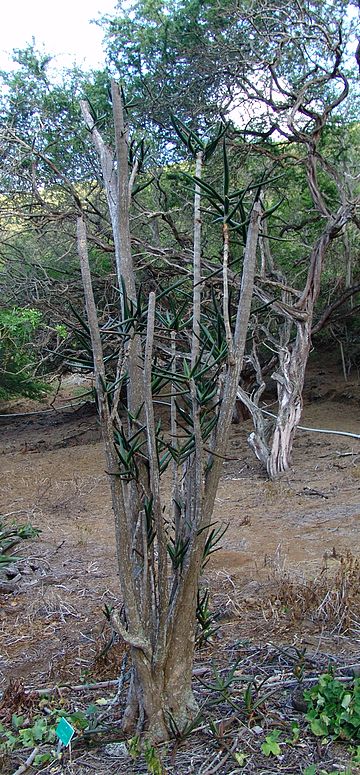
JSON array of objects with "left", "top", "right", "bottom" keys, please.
[{"left": 11, "top": 747, "right": 39, "bottom": 775}]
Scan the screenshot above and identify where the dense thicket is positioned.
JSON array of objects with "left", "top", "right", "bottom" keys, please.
[{"left": 1, "top": 1, "right": 359, "bottom": 416}]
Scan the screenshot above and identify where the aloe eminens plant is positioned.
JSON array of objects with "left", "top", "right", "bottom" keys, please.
[{"left": 78, "top": 84, "right": 262, "bottom": 741}]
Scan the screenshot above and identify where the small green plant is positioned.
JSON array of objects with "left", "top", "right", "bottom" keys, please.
[
  {"left": 54, "top": 324, "right": 68, "bottom": 340},
  {"left": 128, "top": 735, "right": 141, "bottom": 760},
  {"left": 234, "top": 750, "right": 247, "bottom": 766},
  {"left": 196, "top": 587, "right": 218, "bottom": 645},
  {"left": 126, "top": 736, "right": 164, "bottom": 773},
  {"left": 243, "top": 679, "right": 271, "bottom": 722},
  {"left": 304, "top": 674, "right": 360, "bottom": 741},
  {"left": 291, "top": 646, "right": 308, "bottom": 682},
  {"left": 0, "top": 518, "right": 40, "bottom": 573},
  {"left": 285, "top": 721, "right": 301, "bottom": 745},
  {"left": 242, "top": 676, "right": 283, "bottom": 723},
  {"left": 0, "top": 705, "right": 92, "bottom": 768},
  {"left": 0, "top": 713, "right": 57, "bottom": 760},
  {"left": 199, "top": 660, "right": 241, "bottom": 713},
  {"left": 167, "top": 710, "right": 203, "bottom": 741},
  {"left": 261, "top": 729, "right": 282, "bottom": 757},
  {"left": 144, "top": 739, "right": 164, "bottom": 775},
  {"left": 352, "top": 745, "right": 360, "bottom": 764}
]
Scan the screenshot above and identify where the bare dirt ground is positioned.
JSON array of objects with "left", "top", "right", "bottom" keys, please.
[{"left": 1, "top": 354, "right": 360, "bottom": 773}]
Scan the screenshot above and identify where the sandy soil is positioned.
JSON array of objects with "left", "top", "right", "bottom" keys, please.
[{"left": 0, "top": 357, "right": 360, "bottom": 772}]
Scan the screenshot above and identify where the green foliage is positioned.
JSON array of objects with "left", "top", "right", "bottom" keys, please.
[
  {"left": 261, "top": 729, "right": 282, "bottom": 757},
  {"left": 0, "top": 43, "right": 105, "bottom": 182},
  {"left": 0, "top": 713, "right": 57, "bottom": 761},
  {"left": 234, "top": 750, "right": 247, "bottom": 766},
  {"left": 0, "top": 698, "right": 164, "bottom": 775},
  {"left": 0, "top": 306, "right": 41, "bottom": 339},
  {"left": 144, "top": 739, "right": 164, "bottom": 774},
  {"left": 102, "top": 0, "right": 243, "bottom": 139},
  {"left": 305, "top": 674, "right": 360, "bottom": 741},
  {"left": 170, "top": 115, "right": 228, "bottom": 160},
  {"left": 0, "top": 517, "right": 40, "bottom": 572},
  {"left": 100, "top": 0, "right": 359, "bottom": 156},
  {"left": 0, "top": 307, "right": 49, "bottom": 400},
  {"left": 127, "top": 737, "right": 164, "bottom": 774},
  {"left": 201, "top": 660, "right": 242, "bottom": 713},
  {"left": 195, "top": 587, "right": 219, "bottom": 645},
  {"left": 128, "top": 735, "right": 141, "bottom": 760},
  {"left": 353, "top": 745, "right": 360, "bottom": 764},
  {"left": 285, "top": 721, "right": 301, "bottom": 745},
  {"left": 0, "top": 702, "right": 102, "bottom": 768},
  {"left": 54, "top": 324, "right": 68, "bottom": 340}
]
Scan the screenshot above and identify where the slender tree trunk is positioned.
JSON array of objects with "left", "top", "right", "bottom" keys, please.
[
  {"left": 266, "top": 319, "right": 311, "bottom": 478},
  {"left": 240, "top": 201, "right": 356, "bottom": 479},
  {"left": 268, "top": 205, "right": 354, "bottom": 476}
]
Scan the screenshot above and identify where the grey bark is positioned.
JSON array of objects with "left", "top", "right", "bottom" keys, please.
[
  {"left": 78, "top": 90, "right": 262, "bottom": 740},
  {"left": 242, "top": 203, "right": 357, "bottom": 478}
]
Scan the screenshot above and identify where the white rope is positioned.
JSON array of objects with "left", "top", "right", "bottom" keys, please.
[
  {"left": 261, "top": 408, "right": 360, "bottom": 440},
  {"left": 1, "top": 398, "right": 360, "bottom": 442},
  {"left": 0, "top": 399, "right": 90, "bottom": 419}
]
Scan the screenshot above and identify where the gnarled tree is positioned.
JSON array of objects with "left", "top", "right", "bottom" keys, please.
[{"left": 229, "top": 2, "right": 360, "bottom": 477}]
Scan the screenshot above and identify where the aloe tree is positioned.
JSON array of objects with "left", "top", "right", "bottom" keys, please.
[{"left": 78, "top": 85, "right": 261, "bottom": 740}]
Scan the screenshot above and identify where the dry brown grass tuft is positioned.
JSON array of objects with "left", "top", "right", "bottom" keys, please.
[
  {"left": 0, "top": 679, "right": 37, "bottom": 723},
  {"left": 263, "top": 549, "right": 360, "bottom": 634},
  {"left": 316, "top": 551, "right": 360, "bottom": 633}
]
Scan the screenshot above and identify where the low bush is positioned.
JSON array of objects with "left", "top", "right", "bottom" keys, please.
[
  {"left": 305, "top": 673, "right": 360, "bottom": 741},
  {"left": 0, "top": 307, "right": 49, "bottom": 400}
]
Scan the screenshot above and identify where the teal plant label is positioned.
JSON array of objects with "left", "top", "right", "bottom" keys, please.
[{"left": 55, "top": 718, "right": 75, "bottom": 746}]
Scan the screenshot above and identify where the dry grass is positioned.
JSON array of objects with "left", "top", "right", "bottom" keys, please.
[
  {"left": 263, "top": 549, "right": 360, "bottom": 635},
  {"left": 34, "top": 476, "right": 100, "bottom": 514}
]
